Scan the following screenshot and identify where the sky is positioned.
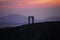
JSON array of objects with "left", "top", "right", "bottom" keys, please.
[{"left": 0, "top": 0, "right": 60, "bottom": 20}]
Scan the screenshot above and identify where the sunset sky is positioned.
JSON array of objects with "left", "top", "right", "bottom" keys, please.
[{"left": 0, "top": 0, "right": 60, "bottom": 20}]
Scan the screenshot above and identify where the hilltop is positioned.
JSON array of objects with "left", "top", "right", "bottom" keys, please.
[{"left": 0, "top": 21, "right": 60, "bottom": 40}]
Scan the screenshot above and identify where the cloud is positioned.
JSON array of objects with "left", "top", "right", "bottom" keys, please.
[
  {"left": 0, "top": 1, "right": 11, "bottom": 6},
  {"left": 0, "top": 0, "right": 60, "bottom": 20},
  {"left": 0, "top": 0, "right": 60, "bottom": 9},
  {"left": 0, "top": 0, "right": 8, "bottom": 1}
]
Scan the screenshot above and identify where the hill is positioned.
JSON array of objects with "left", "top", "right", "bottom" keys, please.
[
  {"left": 0, "top": 21, "right": 60, "bottom": 40},
  {"left": 0, "top": 14, "right": 28, "bottom": 26}
]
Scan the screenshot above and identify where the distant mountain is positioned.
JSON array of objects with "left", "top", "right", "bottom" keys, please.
[
  {"left": 0, "top": 14, "right": 39, "bottom": 26},
  {"left": 0, "top": 14, "right": 28, "bottom": 26},
  {"left": 0, "top": 14, "right": 60, "bottom": 26},
  {"left": 39, "top": 17, "right": 60, "bottom": 22}
]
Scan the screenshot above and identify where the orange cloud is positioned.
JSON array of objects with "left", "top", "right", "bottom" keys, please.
[
  {"left": 0, "top": 0, "right": 60, "bottom": 9},
  {"left": 11, "top": 0, "right": 60, "bottom": 8},
  {"left": 26, "top": 0, "right": 58, "bottom": 4},
  {"left": 25, "top": 0, "right": 60, "bottom": 7}
]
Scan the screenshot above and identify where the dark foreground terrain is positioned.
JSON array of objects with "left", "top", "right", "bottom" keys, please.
[{"left": 0, "top": 21, "right": 60, "bottom": 40}]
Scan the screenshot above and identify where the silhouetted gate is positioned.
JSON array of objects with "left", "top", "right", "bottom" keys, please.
[{"left": 28, "top": 16, "right": 34, "bottom": 24}]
